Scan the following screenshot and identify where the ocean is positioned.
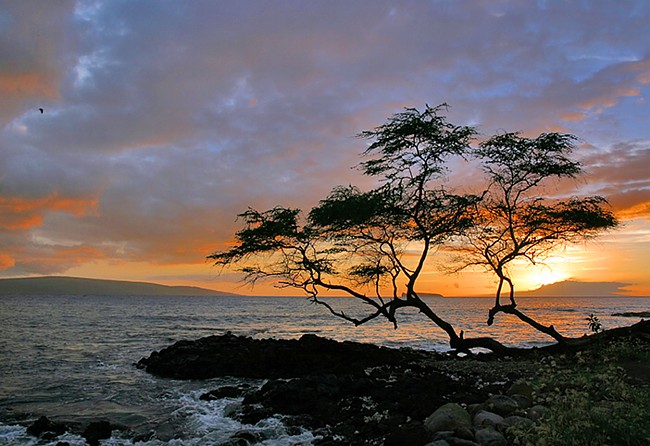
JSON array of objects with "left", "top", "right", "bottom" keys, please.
[{"left": 0, "top": 294, "right": 648, "bottom": 445}]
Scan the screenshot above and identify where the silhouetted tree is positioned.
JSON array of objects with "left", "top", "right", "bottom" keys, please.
[
  {"left": 209, "top": 105, "right": 618, "bottom": 352},
  {"left": 455, "top": 131, "right": 618, "bottom": 343}
]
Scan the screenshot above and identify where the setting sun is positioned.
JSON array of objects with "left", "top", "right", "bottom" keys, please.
[
  {"left": 517, "top": 258, "right": 571, "bottom": 291},
  {"left": 526, "top": 267, "right": 570, "bottom": 290}
]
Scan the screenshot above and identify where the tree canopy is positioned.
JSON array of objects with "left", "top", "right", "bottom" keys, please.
[
  {"left": 455, "top": 131, "right": 618, "bottom": 342},
  {"left": 209, "top": 105, "right": 618, "bottom": 353}
]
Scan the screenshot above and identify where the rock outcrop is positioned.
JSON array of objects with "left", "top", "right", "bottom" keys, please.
[
  {"left": 138, "top": 333, "right": 535, "bottom": 445},
  {"left": 137, "top": 332, "right": 434, "bottom": 379}
]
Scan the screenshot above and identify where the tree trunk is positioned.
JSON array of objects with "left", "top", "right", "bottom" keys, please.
[
  {"left": 413, "top": 298, "right": 520, "bottom": 354},
  {"left": 488, "top": 304, "right": 567, "bottom": 344}
]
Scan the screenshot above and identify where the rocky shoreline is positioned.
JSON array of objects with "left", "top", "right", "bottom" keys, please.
[
  {"left": 134, "top": 333, "right": 542, "bottom": 445},
  {"left": 24, "top": 319, "right": 650, "bottom": 445}
]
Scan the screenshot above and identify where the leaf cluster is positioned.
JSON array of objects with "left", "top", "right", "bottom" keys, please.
[
  {"left": 209, "top": 207, "right": 304, "bottom": 266},
  {"left": 358, "top": 104, "right": 476, "bottom": 188},
  {"left": 477, "top": 132, "right": 582, "bottom": 190}
]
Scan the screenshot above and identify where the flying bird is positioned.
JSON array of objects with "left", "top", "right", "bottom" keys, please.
[{"left": 39, "top": 108, "right": 44, "bottom": 114}]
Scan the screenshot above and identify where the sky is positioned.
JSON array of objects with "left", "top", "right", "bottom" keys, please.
[{"left": 1, "top": 0, "right": 649, "bottom": 297}]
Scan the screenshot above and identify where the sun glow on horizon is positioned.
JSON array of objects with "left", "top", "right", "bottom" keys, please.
[{"left": 520, "top": 263, "right": 571, "bottom": 291}]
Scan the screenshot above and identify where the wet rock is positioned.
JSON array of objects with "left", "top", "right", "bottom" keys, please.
[
  {"left": 223, "top": 401, "right": 243, "bottom": 418},
  {"left": 234, "top": 403, "right": 274, "bottom": 425},
  {"left": 473, "top": 410, "right": 504, "bottom": 428},
  {"left": 424, "top": 403, "right": 471, "bottom": 433},
  {"left": 82, "top": 420, "right": 112, "bottom": 446},
  {"left": 244, "top": 374, "right": 349, "bottom": 425},
  {"left": 454, "top": 426, "right": 475, "bottom": 441},
  {"left": 137, "top": 333, "right": 434, "bottom": 379},
  {"left": 26, "top": 416, "right": 67, "bottom": 438},
  {"left": 200, "top": 384, "right": 252, "bottom": 400},
  {"left": 220, "top": 429, "right": 262, "bottom": 446},
  {"left": 475, "top": 427, "right": 507, "bottom": 446}
]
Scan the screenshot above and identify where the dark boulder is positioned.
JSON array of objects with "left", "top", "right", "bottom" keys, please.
[
  {"left": 26, "top": 416, "right": 67, "bottom": 439},
  {"left": 242, "top": 374, "right": 362, "bottom": 426},
  {"left": 137, "top": 332, "right": 433, "bottom": 379},
  {"left": 199, "top": 384, "right": 253, "bottom": 400},
  {"left": 82, "top": 420, "right": 112, "bottom": 446},
  {"left": 232, "top": 366, "right": 472, "bottom": 444}
]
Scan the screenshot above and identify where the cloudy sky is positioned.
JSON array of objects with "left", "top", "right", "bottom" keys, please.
[{"left": 1, "top": 0, "right": 649, "bottom": 296}]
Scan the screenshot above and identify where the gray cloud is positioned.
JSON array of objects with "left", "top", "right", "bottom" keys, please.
[
  {"left": 0, "top": 0, "right": 76, "bottom": 122},
  {"left": 1, "top": 0, "right": 649, "bottom": 277}
]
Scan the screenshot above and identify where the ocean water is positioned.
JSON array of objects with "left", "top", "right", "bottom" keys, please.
[{"left": 0, "top": 294, "right": 648, "bottom": 445}]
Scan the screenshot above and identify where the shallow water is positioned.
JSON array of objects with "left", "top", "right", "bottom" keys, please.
[{"left": 0, "top": 294, "right": 648, "bottom": 445}]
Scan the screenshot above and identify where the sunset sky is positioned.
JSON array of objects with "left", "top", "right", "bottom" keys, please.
[{"left": 1, "top": 1, "right": 649, "bottom": 297}]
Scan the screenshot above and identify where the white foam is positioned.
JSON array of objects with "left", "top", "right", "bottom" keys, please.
[
  {"left": 0, "top": 425, "right": 84, "bottom": 446},
  {"left": 0, "top": 423, "right": 98, "bottom": 446},
  {"left": 0, "top": 424, "right": 35, "bottom": 445},
  {"left": 168, "top": 389, "right": 318, "bottom": 445}
]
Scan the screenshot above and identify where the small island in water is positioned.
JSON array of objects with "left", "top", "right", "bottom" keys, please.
[{"left": 0, "top": 276, "right": 237, "bottom": 297}]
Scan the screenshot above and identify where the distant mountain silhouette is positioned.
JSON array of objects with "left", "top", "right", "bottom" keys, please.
[
  {"left": 0, "top": 276, "right": 237, "bottom": 297},
  {"left": 519, "top": 280, "right": 630, "bottom": 297}
]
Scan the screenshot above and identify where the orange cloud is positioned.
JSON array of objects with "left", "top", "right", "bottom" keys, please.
[
  {"left": 0, "top": 194, "right": 98, "bottom": 230},
  {"left": 561, "top": 111, "right": 586, "bottom": 122},
  {"left": 616, "top": 201, "right": 650, "bottom": 219},
  {"left": 54, "top": 245, "right": 106, "bottom": 260},
  {"left": 0, "top": 72, "right": 58, "bottom": 98},
  {"left": 0, "top": 214, "right": 43, "bottom": 231},
  {"left": 628, "top": 59, "right": 650, "bottom": 84},
  {"left": 622, "top": 88, "right": 640, "bottom": 97},
  {"left": 34, "top": 245, "right": 106, "bottom": 274},
  {"left": 0, "top": 253, "right": 15, "bottom": 270}
]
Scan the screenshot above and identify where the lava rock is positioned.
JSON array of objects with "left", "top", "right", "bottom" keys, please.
[
  {"left": 475, "top": 427, "right": 507, "bottom": 446},
  {"left": 473, "top": 410, "right": 504, "bottom": 428},
  {"left": 137, "top": 333, "right": 434, "bottom": 379},
  {"left": 26, "top": 416, "right": 67, "bottom": 439},
  {"left": 82, "top": 420, "right": 112, "bottom": 446},
  {"left": 424, "top": 403, "right": 472, "bottom": 434},
  {"left": 200, "top": 384, "right": 252, "bottom": 400}
]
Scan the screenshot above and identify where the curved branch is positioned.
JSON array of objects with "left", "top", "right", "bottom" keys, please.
[{"left": 488, "top": 304, "right": 567, "bottom": 344}]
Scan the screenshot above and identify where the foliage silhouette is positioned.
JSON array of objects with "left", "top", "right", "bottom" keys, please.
[
  {"left": 209, "top": 105, "right": 618, "bottom": 352},
  {"left": 455, "top": 132, "right": 618, "bottom": 343}
]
